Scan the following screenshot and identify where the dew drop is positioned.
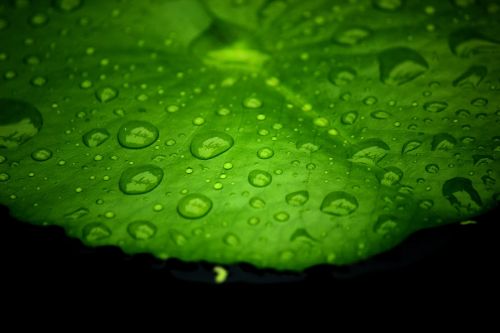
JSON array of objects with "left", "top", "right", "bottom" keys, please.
[
  {"left": 117, "top": 121, "right": 159, "bottom": 149},
  {"left": 190, "top": 131, "right": 234, "bottom": 160},
  {"left": 177, "top": 193, "right": 213, "bottom": 219},
  {"left": 119, "top": 165, "right": 164, "bottom": 195},
  {"left": 248, "top": 169, "right": 272, "bottom": 187}
]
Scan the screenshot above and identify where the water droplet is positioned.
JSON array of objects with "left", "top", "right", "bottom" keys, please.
[
  {"left": 117, "top": 121, "right": 159, "bottom": 149},
  {"left": 431, "top": 133, "right": 457, "bottom": 151},
  {"left": 290, "top": 228, "right": 316, "bottom": 243},
  {"left": 373, "top": 215, "right": 399, "bottom": 237},
  {"left": 192, "top": 116, "right": 205, "bottom": 125},
  {"left": 350, "top": 139, "right": 390, "bottom": 165},
  {"left": 425, "top": 163, "right": 440, "bottom": 174},
  {"left": 418, "top": 199, "right": 434, "bottom": 210},
  {"left": 190, "top": 131, "right": 234, "bottom": 160},
  {"left": 31, "top": 76, "right": 47, "bottom": 87},
  {"left": 341, "top": 111, "right": 358, "bottom": 125},
  {"left": 452, "top": 0, "right": 475, "bottom": 8},
  {"left": 64, "top": 207, "right": 89, "bottom": 220},
  {"left": 169, "top": 230, "right": 188, "bottom": 246},
  {"left": 320, "top": 191, "right": 359, "bottom": 216},
  {"left": 95, "top": 86, "right": 119, "bottom": 103},
  {"left": 53, "top": 0, "right": 83, "bottom": 12},
  {"left": 83, "top": 223, "right": 111, "bottom": 242},
  {"left": 119, "top": 165, "right": 164, "bottom": 195},
  {"left": 423, "top": 101, "right": 448, "bottom": 113},
  {"left": 0, "top": 99, "right": 43, "bottom": 149},
  {"left": 471, "top": 97, "right": 488, "bottom": 107},
  {"left": 449, "top": 29, "right": 500, "bottom": 58},
  {"left": 371, "top": 110, "right": 391, "bottom": 119},
  {"left": 29, "top": 13, "right": 49, "bottom": 27},
  {"left": 334, "top": 27, "right": 371, "bottom": 46},
  {"left": 248, "top": 169, "right": 272, "bottom": 187},
  {"left": 328, "top": 66, "right": 357, "bottom": 86},
  {"left": 442, "top": 177, "right": 482, "bottom": 213},
  {"left": 453, "top": 65, "right": 487, "bottom": 88},
  {"left": 0, "top": 173, "right": 10, "bottom": 182},
  {"left": 402, "top": 140, "right": 422, "bottom": 154},
  {"left": 379, "top": 167, "right": 403, "bottom": 186},
  {"left": 249, "top": 196, "right": 266, "bottom": 208},
  {"left": 223, "top": 233, "right": 240, "bottom": 246},
  {"left": 274, "top": 211, "right": 290, "bottom": 222},
  {"left": 127, "top": 221, "right": 157, "bottom": 240},
  {"left": 243, "top": 97, "right": 263, "bottom": 109},
  {"left": 379, "top": 47, "right": 428, "bottom": 85},
  {"left": 247, "top": 216, "right": 260, "bottom": 226},
  {"left": 373, "top": 0, "right": 403, "bottom": 11},
  {"left": 296, "top": 141, "right": 320, "bottom": 153},
  {"left": 257, "top": 147, "right": 274, "bottom": 159},
  {"left": 82, "top": 128, "right": 110, "bottom": 147},
  {"left": 472, "top": 154, "right": 494, "bottom": 167},
  {"left": 217, "top": 108, "right": 231, "bottom": 116},
  {"left": 455, "top": 109, "right": 471, "bottom": 118},
  {"left": 177, "top": 193, "right": 213, "bottom": 219},
  {"left": 31, "top": 148, "right": 53, "bottom": 161},
  {"left": 285, "top": 190, "right": 309, "bottom": 206}
]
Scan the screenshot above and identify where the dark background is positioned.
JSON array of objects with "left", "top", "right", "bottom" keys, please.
[{"left": 1, "top": 203, "right": 498, "bottom": 294}]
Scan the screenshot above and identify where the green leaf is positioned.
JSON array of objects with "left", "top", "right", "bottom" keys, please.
[{"left": 0, "top": 0, "right": 499, "bottom": 271}]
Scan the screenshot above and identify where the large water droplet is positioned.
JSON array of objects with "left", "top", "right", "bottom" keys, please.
[
  {"left": 442, "top": 177, "right": 482, "bottom": 213},
  {"left": 379, "top": 47, "right": 428, "bottom": 85},
  {"left": 320, "top": 191, "right": 359, "bottom": 216},
  {"left": 117, "top": 121, "right": 159, "bottom": 149},
  {"left": 127, "top": 221, "right": 157, "bottom": 240},
  {"left": 177, "top": 193, "right": 213, "bottom": 219},
  {"left": 0, "top": 99, "right": 43, "bottom": 149},
  {"left": 83, "top": 128, "right": 110, "bottom": 147},
  {"left": 350, "top": 139, "right": 390, "bottom": 165},
  {"left": 190, "top": 131, "right": 234, "bottom": 160},
  {"left": 248, "top": 169, "right": 272, "bottom": 187},
  {"left": 119, "top": 165, "right": 164, "bottom": 195},
  {"left": 453, "top": 65, "right": 487, "bottom": 88},
  {"left": 449, "top": 29, "right": 500, "bottom": 58}
]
